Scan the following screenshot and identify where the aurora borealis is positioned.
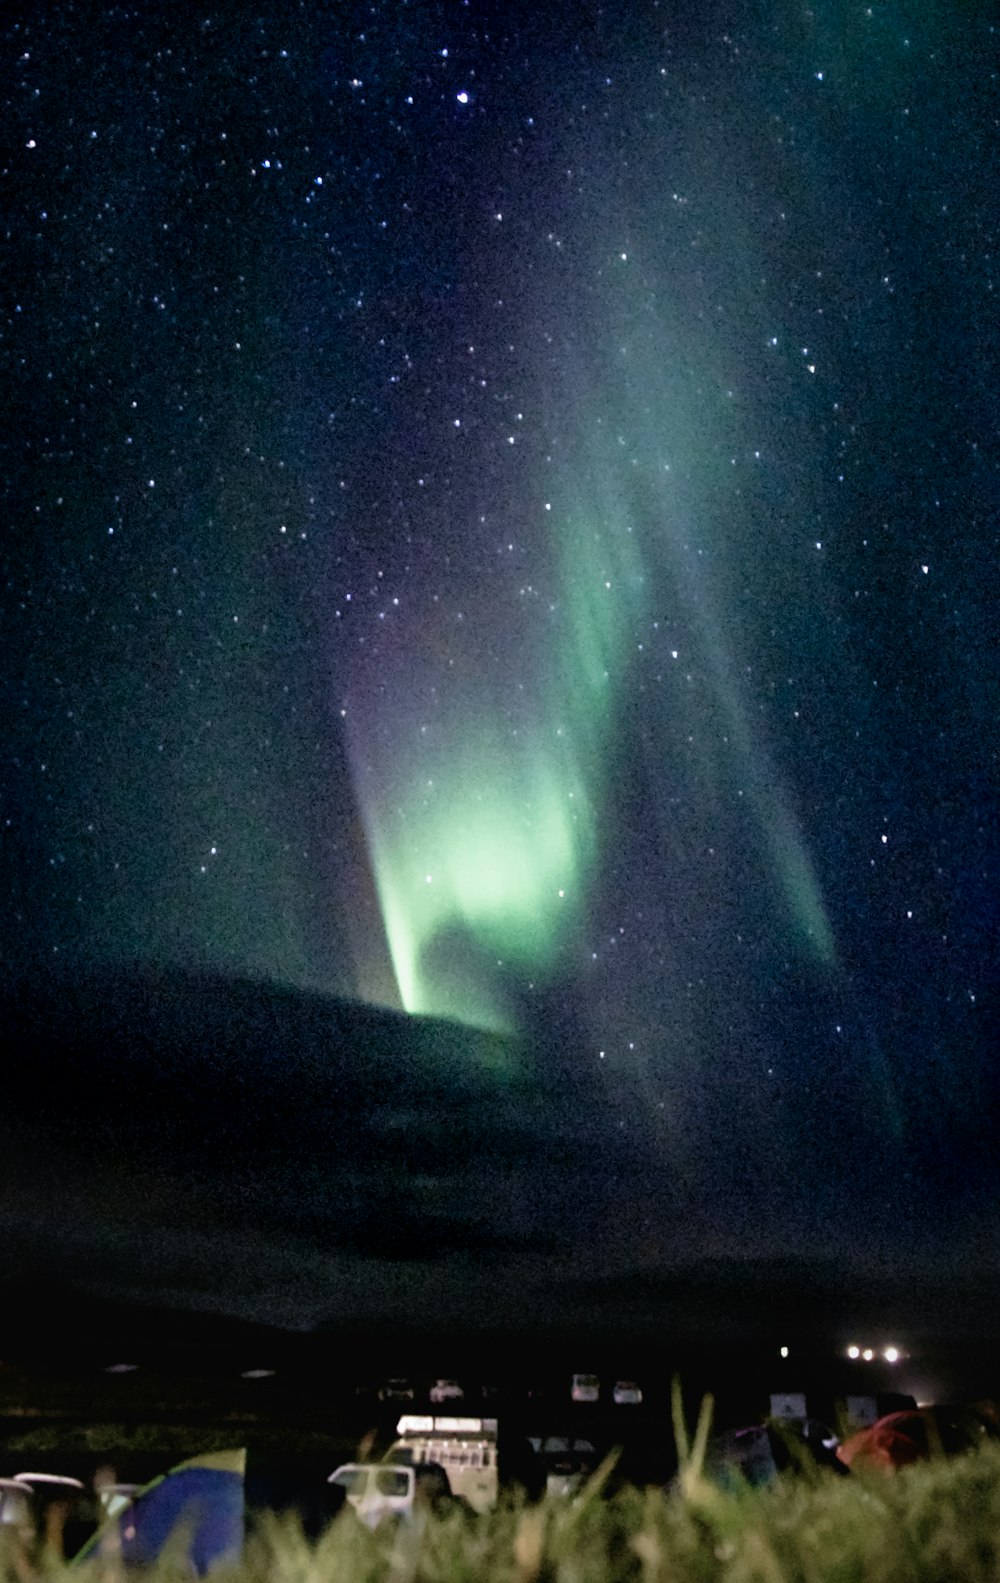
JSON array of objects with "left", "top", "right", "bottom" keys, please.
[
  {"left": 3, "top": 0, "right": 998, "bottom": 1311},
  {"left": 350, "top": 226, "right": 841, "bottom": 1034}
]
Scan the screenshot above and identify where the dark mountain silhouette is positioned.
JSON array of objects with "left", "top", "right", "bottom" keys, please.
[{"left": 0, "top": 963, "right": 624, "bottom": 1331}]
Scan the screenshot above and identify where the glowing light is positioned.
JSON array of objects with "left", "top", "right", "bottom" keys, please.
[
  {"left": 884, "top": 1346, "right": 899, "bottom": 1363},
  {"left": 862, "top": 1348, "right": 874, "bottom": 1361},
  {"left": 779, "top": 1345, "right": 789, "bottom": 1358},
  {"left": 345, "top": 223, "right": 837, "bottom": 1034},
  {"left": 847, "top": 1345, "right": 860, "bottom": 1359},
  {"left": 349, "top": 483, "right": 637, "bottom": 1032},
  {"left": 357, "top": 723, "right": 598, "bottom": 1031}
]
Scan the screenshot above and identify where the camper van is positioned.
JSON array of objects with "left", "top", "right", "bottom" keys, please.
[{"left": 390, "top": 1414, "right": 499, "bottom": 1512}]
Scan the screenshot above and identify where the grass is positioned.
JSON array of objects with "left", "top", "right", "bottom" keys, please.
[
  {"left": 5, "top": 1399, "right": 1000, "bottom": 1583},
  {"left": 241, "top": 1444, "right": 1000, "bottom": 1583}
]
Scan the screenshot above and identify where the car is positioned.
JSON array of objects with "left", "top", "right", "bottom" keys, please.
[
  {"left": 535, "top": 1436, "right": 599, "bottom": 1499},
  {"left": 613, "top": 1380, "right": 643, "bottom": 1406},
  {"left": 377, "top": 1378, "right": 415, "bottom": 1402},
  {"left": 570, "top": 1373, "right": 600, "bottom": 1403},
  {"left": 704, "top": 1425, "right": 779, "bottom": 1489},
  {"left": 328, "top": 1463, "right": 415, "bottom": 1527},
  {"left": 13, "top": 1473, "right": 95, "bottom": 1560},
  {"left": 702, "top": 1418, "right": 846, "bottom": 1490},
  {"left": 429, "top": 1378, "right": 464, "bottom": 1403}
]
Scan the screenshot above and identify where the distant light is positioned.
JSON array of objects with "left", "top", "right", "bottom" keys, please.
[
  {"left": 456, "top": 90, "right": 470, "bottom": 104},
  {"left": 884, "top": 1347, "right": 899, "bottom": 1364},
  {"left": 862, "top": 1348, "right": 875, "bottom": 1361},
  {"left": 847, "top": 1345, "right": 860, "bottom": 1360},
  {"left": 104, "top": 1363, "right": 139, "bottom": 1374},
  {"left": 241, "top": 1368, "right": 277, "bottom": 1379},
  {"left": 779, "top": 1345, "right": 789, "bottom": 1359}
]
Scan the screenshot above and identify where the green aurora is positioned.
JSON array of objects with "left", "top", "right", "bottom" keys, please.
[{"left": 348, "top": 214, "right": 838, "bottom": 1034}]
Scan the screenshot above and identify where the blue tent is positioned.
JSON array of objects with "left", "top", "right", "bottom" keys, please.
[{"left": 76, "top": 1449, "right": 245, "bottom": 1573}]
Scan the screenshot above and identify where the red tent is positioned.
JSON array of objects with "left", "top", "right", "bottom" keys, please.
[{"left": 838, "top": 1412, "right": 931, "bottom": 1471}]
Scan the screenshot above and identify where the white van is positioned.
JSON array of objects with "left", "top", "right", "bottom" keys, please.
[
  {"left": 328, "top": 1463, "right": 415, "bottom": 1527},
  {"left": 390, "top": 1415, "right": 498, "bottom": 1512}
]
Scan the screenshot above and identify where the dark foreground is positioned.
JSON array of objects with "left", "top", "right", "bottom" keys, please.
[{"left": 4, "top": 1440, "right": 1000, "bottom": 1583}]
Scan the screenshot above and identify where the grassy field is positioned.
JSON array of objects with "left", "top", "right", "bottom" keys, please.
[
  {"left": 243, "top": 1442, "right": 1000, "bottom": 1583},
  {"left": 5, "top": 1401, "right": 1000, "bottom": 1583}
]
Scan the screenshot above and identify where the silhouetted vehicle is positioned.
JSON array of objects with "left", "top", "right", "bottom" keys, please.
[
  {"left": 378, "top": 1378, "right": 415, "bottom": 1402},
  {"left": 429, "top": 1378, "right": 464, "bottom": 1403},
  {"left": 530, "top": 1436, "right": 599, "bottom": 1498},
  {"left": 704, "top": 1418, "right": 846, "bottom": 1489},
  {"left": 571, "top": 1373, "right": 600, "bottom": 1403}
]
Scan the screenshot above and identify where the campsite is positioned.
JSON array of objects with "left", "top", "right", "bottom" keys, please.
[{"left": 3, "top": 1383, "right": 1000, "bottom": 1581}]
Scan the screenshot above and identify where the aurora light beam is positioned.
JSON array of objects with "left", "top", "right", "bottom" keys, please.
[{"left": 345, "top": 211, "right": 836, "bottom": 1037}]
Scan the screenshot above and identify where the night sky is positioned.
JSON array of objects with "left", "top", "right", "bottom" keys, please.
[{"left": 2, "top": 1, "right": 998, "bottom": 1327}]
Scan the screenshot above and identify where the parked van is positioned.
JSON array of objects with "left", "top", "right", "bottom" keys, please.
[
  {"left": 328, "top": 1463, "right": 415, "bottom": 1527},
  {"left": 390, "top": 1414, "right": 498, "bottom": 1512}
]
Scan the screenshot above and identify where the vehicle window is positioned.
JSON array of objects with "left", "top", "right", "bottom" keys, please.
[
  {"left": 332, "top": 1468, "right": 367, "bottom": 1494},
  {"left": 376, "top": 1469, "right": 411, "bottom": 1497}
]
